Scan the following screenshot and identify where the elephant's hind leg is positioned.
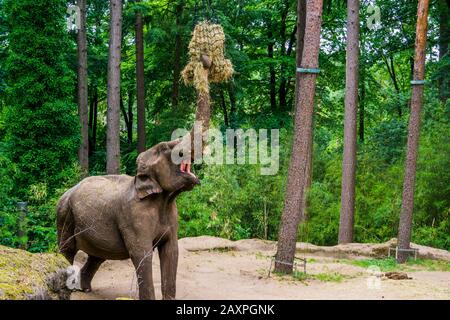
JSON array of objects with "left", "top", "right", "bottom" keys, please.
[{"left": 80, "top": 255, "right": 105, "bottom": 292}]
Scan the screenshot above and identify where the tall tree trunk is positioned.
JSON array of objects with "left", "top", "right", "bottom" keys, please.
[
  {"left": 106, "top": 0, "right": 123, "bottom": 174},
  {"left": 93, "top": 93, "right": 98, "bottom": 154},
  {"left": 397, "top": 0, "right": 430, "bottom": 264},
  {"left": 383, "top": 55, "right": 402, "bottom": 118},
  {"left": 88, "top": 86, "right": 96, "bottom": 155},
  {"left": 120, "top": 92, "right": 132, "bottom": 144},
  {"left": 275, "top": 0, "right": 323, "bottom": 274},
  {"left": 267, "top": 23, "right": 277, "bottom": 111},
  {"left": 89, "top": 87, "right": 94, "bottom": 143},
  {"left": 77, "top": 0, "right": 89, "bottom": 175},
  {"left": 295, "top": 0, "right": 308, "bottom": 222},
  {"left": 128, "top": 90, "right": 134, "bottom": 144},
  {"left": 383, "top": 55, "right": 402, "bottom": 117},
  {"left": 390, "top": 56, "right": 402, "bottom": 117},
  {"left": 294, "top": 0, "right": 307, "bottom": 104},
  {"left": 220, "top": 87, "right": 229, "bottom": 127},
  {"left": 89, "top": 87, "right": 98, "bottom": 155},
  {"left": 338, "top": 0, "right": 360, "bottom": 244},
  {"left": 172, "top": 0, "right": 184, "bottom": 108},
  {"left": 359, "top": 67, "right": 365, "bottom": 143},
  {"left": 228, "top": 82, "right": 237, "bottom": 129},
  {"left": 136, "top": 0, "right": 146, "bottom": 154}
]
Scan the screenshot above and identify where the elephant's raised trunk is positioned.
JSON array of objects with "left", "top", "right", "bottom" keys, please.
[
  {"left": 170, "top": 54, "right": 213, "bottom": 174},
  {"left": 187, "top": 54, "right": 212, "bottom": 163}
]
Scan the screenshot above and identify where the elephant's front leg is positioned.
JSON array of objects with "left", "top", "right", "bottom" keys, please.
[
  {"left": 158, "top": 236, "right": 178, "bottom": 300},
  {"left": 130, "top": 248, "right": 155, "bottom": 300}
]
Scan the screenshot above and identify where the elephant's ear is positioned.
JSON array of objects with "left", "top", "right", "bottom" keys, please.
[{"left": 134, "top": 175, "right": 162, "bottom": 199}]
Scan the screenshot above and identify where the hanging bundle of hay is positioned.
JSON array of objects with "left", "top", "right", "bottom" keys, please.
[{"left": 182, "top": 21, "right": 233, "bottom": 95}]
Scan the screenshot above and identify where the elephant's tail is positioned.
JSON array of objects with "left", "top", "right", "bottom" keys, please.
[{"left": 56, "top": 191, "right": 76, "bottom": 264}]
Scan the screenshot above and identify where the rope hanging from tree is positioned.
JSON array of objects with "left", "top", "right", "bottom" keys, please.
[{"left": 181, "top": 21, "right": 234, "bottom": 96}]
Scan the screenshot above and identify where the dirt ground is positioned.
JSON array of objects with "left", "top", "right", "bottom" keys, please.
[{"left": 71, "top": 237, "right": 450, "bottom": 300}]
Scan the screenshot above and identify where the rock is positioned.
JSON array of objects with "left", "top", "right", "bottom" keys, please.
[{"left": 0, "top": 245, "right": 71, "bottom": 300}]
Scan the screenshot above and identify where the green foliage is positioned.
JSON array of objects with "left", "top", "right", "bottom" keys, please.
[
  {"left": 177, "top": 127, "right": 290, "bottom": 240},
  {"left": 306, "top": 111, "right": 450, "bottom": 249},
  {"left": 0, "top": 0, "right": 80, "bottom": 251},
  {"left": 2, "top": 0, "right": 79, "bottom": 193},
  {"left": 175, "top": 97, "right": 450, "bottom": 251}
]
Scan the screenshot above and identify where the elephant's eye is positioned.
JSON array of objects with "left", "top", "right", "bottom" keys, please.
[
  {"left": 160, "top": 143, "right": 169, "bottom": 152},
  {"left": 179, "top": 150, "right": 183, "bottom": 157}
]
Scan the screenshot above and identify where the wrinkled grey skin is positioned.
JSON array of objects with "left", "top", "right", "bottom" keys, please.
[{"left": 56, "top": 140, "right": 199, "bottom": 300}]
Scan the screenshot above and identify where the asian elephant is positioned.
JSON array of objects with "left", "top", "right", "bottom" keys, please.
[{"left": 56, "top": 139, "right": 199, "bottom": 300}]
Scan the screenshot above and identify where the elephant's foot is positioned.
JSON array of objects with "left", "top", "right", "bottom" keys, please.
[
  {"left": 80, "top": 275, "right": 93, "bottom": 292},
  {"left": 78, "top": 255, "right": 105, "bottom": 293}
]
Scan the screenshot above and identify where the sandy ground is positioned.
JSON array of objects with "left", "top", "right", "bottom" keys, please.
[{"left": 71, "top": 238, "right": 450, "bottom": 300}]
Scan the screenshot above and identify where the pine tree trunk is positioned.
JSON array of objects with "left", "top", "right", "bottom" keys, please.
[
  {"left": 338, "top": 0, "right": 360, "bottom": 244},
  {"left": 88, "top": 86, "right": 95, "bottom": 156},
  {"left": 120, "top": 92, "right": 131, "bottom": 144},
  {"left": 136, "top": 0, "right": 146, "bottom": 154},
  {"left": 274, "top": 0, "right": 323, "bottom": 274},
  {"left": 77, "top": 0, "right": 89, "bottom": 175},
  {"left": 106, "top": 0, "right": 123, "bottom": 174},
  {"left": 93, "top": 93, "right": 98, "bottom": 153},
  {"left": 228, "top": 82, "right": 237, "bottom": 129},
  {"left": 397, "top": 0, "right": 430, "bottom": 264},
  {"left": 127, "top": 90, "right": 134, "bottom": 144},
  {"left": 359, "top": 68, "right": 365, "bottom": 143},
  {"left": 220, "top": 87, "right": 229, "bottom": 127},
  {"left": 295, "top": 0, "right": 308, "bottom": 222}
]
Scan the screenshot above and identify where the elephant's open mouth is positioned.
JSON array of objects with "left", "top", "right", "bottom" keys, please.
[{"left": 178, "top": 161, "right": 197, "bottom": 180}]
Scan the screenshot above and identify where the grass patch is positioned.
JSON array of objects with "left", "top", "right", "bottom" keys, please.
[
  {"left": 346, "top": 257, "right": 450, "bottom": 272},
  {"left": 312, "top": 272, "right": 345, "bottom": 282},
  {"left": 207, "top": 247, "right": 234, "bottom": 253},
  {"left": 406, "top": 258, "right": 450, "bottom": 271},
  {"left": 292, "top": 271, "right": 309, "bottom": 281},
  {"left": 349, "top": 257, "right": 398, "bottom": 271},
  {"left": 255, "top": 252, "right": 268, "bottom": 260},
  {"left": 291, "top": 271, "right": 346, "bottom": 282}
]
